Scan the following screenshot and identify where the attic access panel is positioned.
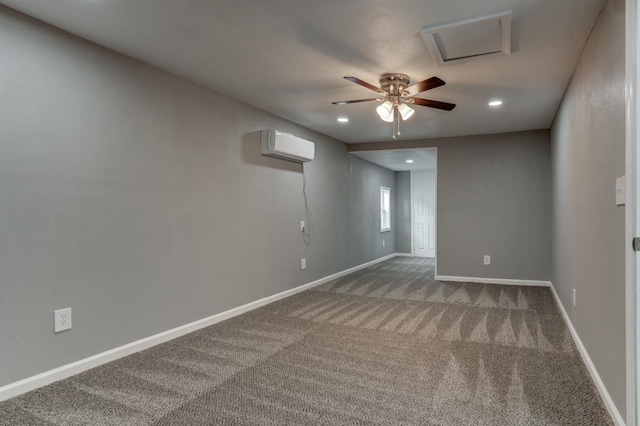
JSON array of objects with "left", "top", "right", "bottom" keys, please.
[{"left": 420, "top": 11, "right": 512, "bottom": 66}]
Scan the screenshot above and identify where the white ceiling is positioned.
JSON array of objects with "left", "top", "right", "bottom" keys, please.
[
  {"left": 2, "top": 0, "right": 606, "bottom": 144},
  {"left": 351, "top": 149, "right": 437, "bottom": 172}
]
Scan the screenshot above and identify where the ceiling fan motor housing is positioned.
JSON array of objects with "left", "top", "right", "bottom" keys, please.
[{"left": 379, "top": 73, "right": 411, "bottom": 99}]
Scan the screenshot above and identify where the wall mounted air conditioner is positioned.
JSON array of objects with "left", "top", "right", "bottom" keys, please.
[{"left": 261, "top": 129, "right": 315, "bottom": 163}]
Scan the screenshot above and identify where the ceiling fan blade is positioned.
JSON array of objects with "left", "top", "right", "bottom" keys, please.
[
  {"left": 332, "top": 98, "right": 381, "bottom": 105},
  {"left": 411, "top": 98, "right": 456, "bottom": 111},
  {"left": 405, "top": 77, "right": 445, "bottom": 96},
  {"left": 344, "top": 76, "right": 383, "bottom": 93}
]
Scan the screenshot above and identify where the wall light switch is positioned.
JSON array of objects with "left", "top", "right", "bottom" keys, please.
[
  {"left": 300, "top": 221, "right": 305, "bottom": 232},
  {"left": 483, "top": 255, "right": 491, "bottom": 265},
  {"left": 615, "top": 175, "right": 625, "bottom": 206},
  {"left": 301, "top": 258, "right": 306, "bottom": 270}
]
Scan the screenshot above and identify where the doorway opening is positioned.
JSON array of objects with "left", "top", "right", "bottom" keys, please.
[{"left": 350, "top": 148, "right": 438, "bottom": 274}]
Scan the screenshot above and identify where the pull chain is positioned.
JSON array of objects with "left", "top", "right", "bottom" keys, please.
[
  {"left": 392, "top": 106, "right": 397, "bottom": 140},
  {"left": 390, "top": 105, "right": 402, "bottom": 140}
]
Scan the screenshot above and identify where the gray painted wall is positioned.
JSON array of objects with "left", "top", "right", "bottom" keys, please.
[
  {"left": 349, "top": 130, "right": 552, "bottom": 281},
  {"left": 395, "top": 171, "right": 412, "bottom": 254},
  {"left": 550, "top": 0, "right": 626, "bottom": 417},
  {"left": 348, "top": 156, "right": 397, "bottom": 266},
  {"left": 0, "top": 8, "right": 388, "bottom": 387}
]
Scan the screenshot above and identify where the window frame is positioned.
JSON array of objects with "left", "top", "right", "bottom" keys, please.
[{"left": 380, "top": 186, "right": 391, "bottom": 232}]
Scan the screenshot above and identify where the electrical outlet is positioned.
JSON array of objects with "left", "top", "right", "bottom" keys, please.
[
  {"left": 382, "top": 239, "right": 385, "bottom": 248},
  {"left": 300, "top": 221, "right": 305, "bottom": 232},
  {"left": 573, "top": 289, "right": 577, "bottom": 308},
  {"left": 483, "top": 255, "right": 491, "bottom": 265},
  {"left": 301, "top": 258, "right": 306, "bottom": 270},
  {"left": 54, "top": 308, "right": 72, "bottom": 333}
]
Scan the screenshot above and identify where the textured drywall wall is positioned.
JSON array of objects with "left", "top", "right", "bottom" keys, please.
[
  {"left": 395, "top": 171, "right": 412, "bottom": 254},
  {"left": 349, "top": 130, "right": 552, "bottom": 281},
  {"left": 348, "top": 156, "right": 396, "bottom": 266},
  {"left": 550, "top": 0, "right": 626, "bottom": 417},
  {"left": 0, "top": 7, "right": 386, "bottom": 387}
]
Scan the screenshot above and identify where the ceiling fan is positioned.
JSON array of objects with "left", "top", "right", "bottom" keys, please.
[{"left": 332, "top": 73, "right": 456, "bottom": 138}]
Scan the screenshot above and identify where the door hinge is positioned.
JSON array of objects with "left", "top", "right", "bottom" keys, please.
[{"left": 633, "top": 237, "right": 640, "bottom": 251}]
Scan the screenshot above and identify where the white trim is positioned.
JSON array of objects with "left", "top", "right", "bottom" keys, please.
[
  {"left": 349, "top": 148, "right": 436, "bottom": 154},
  {"left": 0, "top": 253, "right": 400, "bottom": 402},
  {"left": 549, "top": 283, "right": 625, "bottom": 425},
  {"left": 394, "top": 252, "right": 414, "bottom": 257},
  {"left": 626, "top": 0, "right": 640, "bottom": 424},
  {"left": 434, "top": 152, "right": 438, "bottom": 276},
  {"left": 435, "top": 275, "right": 550, "bottom": 287},
  {"left": 410, "top": 170, "right": 414, "bottom": 257}
]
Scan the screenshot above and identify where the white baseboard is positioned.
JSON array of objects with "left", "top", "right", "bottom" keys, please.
[
  {"left": 435, "top": 275, "right": 551, "bottom": 287},
  {"left": 0, "top": 253, "right": 400, "bottom": 402},
  {"left": 394, "top": 252, "right": 414, "bottom": 257},
  {"left": 548, "top": 283, "right": 625, "bottom": 425}
]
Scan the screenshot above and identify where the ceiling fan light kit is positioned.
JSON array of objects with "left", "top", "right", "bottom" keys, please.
[
  {"left": 332, "top": 72, "right": 455, "bottom": 139},
  {"left": 380, "top": 111, "right": 394, "bottom": 123},
  {"left": 376, "top": 100, "right": 393, "bottom": 120},
  {"left": 398, "top": 103, "right": 415, "bottom": 120}
]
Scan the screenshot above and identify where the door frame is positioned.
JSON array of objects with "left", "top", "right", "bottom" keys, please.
[
  {"left": 626, "top": 0, "right": 639, "bottom": 423},
  {"left": 410, "top": 148, "right": 438, "bottom": 274}
]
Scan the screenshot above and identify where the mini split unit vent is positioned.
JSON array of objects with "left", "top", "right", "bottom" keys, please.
[{"left": 261, "top": 129, "right": 315, "bottom": 163}]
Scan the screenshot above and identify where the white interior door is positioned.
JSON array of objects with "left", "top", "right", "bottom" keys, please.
[{"left": 412, "top": 170, "right": 436, "bottom": 258}]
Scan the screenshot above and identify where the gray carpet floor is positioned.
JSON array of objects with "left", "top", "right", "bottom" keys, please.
[{"left": 0, "top": 257, "right": 613, "bottom": 425}]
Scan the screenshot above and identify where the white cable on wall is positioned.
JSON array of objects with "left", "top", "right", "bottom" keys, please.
[{"left": 302, "top": 163, "right": 314, "bottom": 246}]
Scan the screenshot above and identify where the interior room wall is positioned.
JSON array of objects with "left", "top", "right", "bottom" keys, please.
[
  {"left": 349, "top": 130, "right": 552, "bottom": 282},
  {"left": 347, "top": 156, "right": 397, "bottom": 266},
  {"left": 395, "top": 171, "right": 412, "bottom": 254},
  {"left": 0, "top": 7, "right": 389, "bottom": 387},
  {"left": 550, "top": 0, "right": 626, "bottom": 417}
]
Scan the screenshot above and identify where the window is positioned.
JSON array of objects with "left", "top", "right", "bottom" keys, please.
[{"left": 380, "top": 186, "right": 391, "bottom": 232}]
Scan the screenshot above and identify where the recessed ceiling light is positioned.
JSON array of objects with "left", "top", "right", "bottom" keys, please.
[
  {"left": 406, "top": 159, "right": 414, "bottom": 164},
  {"left": 337, "top": 117, "right": 349, "bottom": 123},
  {"left": 489, "top": 100, "right": 503, "bottom": 107}
]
